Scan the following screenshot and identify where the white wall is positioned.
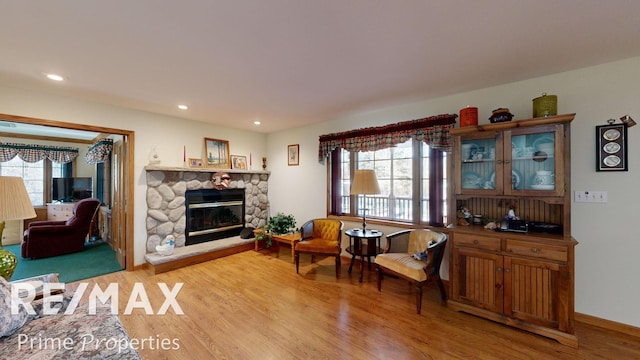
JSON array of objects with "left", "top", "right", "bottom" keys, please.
[
  {"left": 0, "top": 85, "right": 268, "bottom": 268},
  {"left": 267, "top": 56, "right": 640, "bottom": 327}
]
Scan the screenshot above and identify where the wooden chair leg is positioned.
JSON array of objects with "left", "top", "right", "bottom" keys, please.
[
  {"left": 436, "top": 276, "right": 447, "bottom": 302},
  {"left": 295, "top": 252, "right": 300, "bottom": 274},
  {"left": 376, "top": 266, "right": 383, "bottom": 291},
  {"left": 348, "top": 254, "right": 356, "bottom": 274},
  {"left": 416, "top": 283, "right": 423, "bottom": 314},
  {"left": 335, "top": 255, "right": 341, "bottom": 278}
]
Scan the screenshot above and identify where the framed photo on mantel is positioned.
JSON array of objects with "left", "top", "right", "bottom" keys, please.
[
  {"left": 204, "top": 138, "right": 230, "bottom": 168},
  {"left": 188, "top": 158, "right": 203, "bottom": 168},
  {"left": 596, "top": 123, "right": 628, "bottom": 172},
  {"left": 231, "top": 155, "right": 247, "bottom": 170}
]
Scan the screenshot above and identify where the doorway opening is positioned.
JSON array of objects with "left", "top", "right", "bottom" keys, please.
[{"left": 0, "top": 113, "right": 135, "bottom": 276}]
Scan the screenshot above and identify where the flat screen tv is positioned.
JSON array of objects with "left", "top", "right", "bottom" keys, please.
[{"left": 52, "top": 177, "right": 93, "bottom": 202}]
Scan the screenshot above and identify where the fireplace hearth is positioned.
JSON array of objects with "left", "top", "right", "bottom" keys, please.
[{"left": 185, "top": 188, "right": 245, "bottom": 246}]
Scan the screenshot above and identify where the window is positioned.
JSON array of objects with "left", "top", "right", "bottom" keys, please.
[
  {"left": 322, "top": 113, "right": 456, "bottom": 226},
  {"left": 0, "top": 157, "right": 67, "bottom": 206},
  {"left": 332, "top": 139, "right": 448, "bottom": 226}
]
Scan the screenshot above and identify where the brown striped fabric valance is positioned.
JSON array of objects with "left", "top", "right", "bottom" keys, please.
[{"left": 318, "top": 113, "right": 457, "bottom": 163}]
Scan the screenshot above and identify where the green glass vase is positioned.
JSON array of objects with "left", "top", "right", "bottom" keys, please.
[{"left": 0, "top": 221, "right": 18, "bottom": 280}]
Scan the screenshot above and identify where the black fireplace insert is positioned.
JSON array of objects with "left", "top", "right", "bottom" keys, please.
[{"left": 185, "top": 188, "right": 245, "bottom": 245}]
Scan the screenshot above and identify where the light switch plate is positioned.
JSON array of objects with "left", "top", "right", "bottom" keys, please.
[{"left": 574, "top": 190, "right": 608, "bottom": 203}]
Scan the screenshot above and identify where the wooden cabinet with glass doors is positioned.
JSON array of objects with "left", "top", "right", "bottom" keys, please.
[
  {"left": 448, "top": 114, "right": 578, "bottom": 347},
  {"left": 455, "top": 119, "right": 567, "bottom": 198}
]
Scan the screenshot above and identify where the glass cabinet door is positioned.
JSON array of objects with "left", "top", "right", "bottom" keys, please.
[
  {"left": 459, "top": 136, "right": 499, "bottom": 193},
  {"left": 505, "top": 125, "right": 563, "bottom": 195}
]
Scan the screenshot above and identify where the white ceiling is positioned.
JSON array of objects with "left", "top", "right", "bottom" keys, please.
[{"left": 1, "top": 0, "right": 640, "bottom": 134}]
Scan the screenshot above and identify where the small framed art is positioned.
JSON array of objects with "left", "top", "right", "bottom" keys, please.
[
  {"left": 596, "top": 123, "right": 628, "bottom": 171},
  {"left": 288, "top": 144, "right": 299, "bottom": 166},
  {"left": 204, "top": 138, "right": 231, "bottom": 168},
  {"left": 188, "top": 158, "right": 204, "bottom": 168},
  {"left": 231, "top": 155, "right": 248, "bottom": 170}
]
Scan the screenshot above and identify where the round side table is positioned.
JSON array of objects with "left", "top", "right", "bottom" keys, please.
[{"left": 345, "top": 228, "right": 384, "bottom": 282}]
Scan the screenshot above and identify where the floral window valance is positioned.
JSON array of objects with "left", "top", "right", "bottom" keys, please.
[
  {"left": 0, "top": 142, "right": 79, "bottom": 164},
  {"left": 85, "top": 138, "right": 113, "bottom": 165},
  {"left": 318, "top": 113, "right": 457, "bottom": 163}
]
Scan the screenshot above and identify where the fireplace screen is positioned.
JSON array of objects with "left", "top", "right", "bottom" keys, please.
[{"left": 185, "top": 189, "right": 245, "bottom": 245}]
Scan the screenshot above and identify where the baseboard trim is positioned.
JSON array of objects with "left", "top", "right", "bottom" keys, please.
[
  {"left": 575, "top": 312, "right": 640, "bottom": 338},
  {"left": 132, "top": 263, "right": 150, "bottom": 271}
]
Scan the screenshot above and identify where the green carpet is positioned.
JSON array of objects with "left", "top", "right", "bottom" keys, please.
[{"left": 3, "top": 242, "right": 123, "bottom": 283}]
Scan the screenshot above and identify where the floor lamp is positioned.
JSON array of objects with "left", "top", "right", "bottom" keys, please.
[
  {"left": 0, "top": 176, "right": 36, "bottom": 280},
  {"left": 350, "top": 169, "right": 381, "bottom": 232}
]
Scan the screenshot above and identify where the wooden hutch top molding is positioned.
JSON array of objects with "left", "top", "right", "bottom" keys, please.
[{"left": 450, "top": 113, "right": 575, "bottom": 136}]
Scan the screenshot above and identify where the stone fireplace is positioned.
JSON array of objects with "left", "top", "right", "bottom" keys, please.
[{"left": 145, "top": 167, "right": 269, "bottom": 254}]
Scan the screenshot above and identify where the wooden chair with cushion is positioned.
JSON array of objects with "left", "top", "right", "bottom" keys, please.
[
  {"left": 374, "top": 229, "right": 448, "bottom": 314},
  {"left": 295, "top": 219, "right": 344, "bottom": 278}
]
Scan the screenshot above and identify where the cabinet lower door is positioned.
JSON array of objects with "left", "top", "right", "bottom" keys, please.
[
  {"left": 503, "top": 257, "right": 567, "bottom": 329},
  {"left": 452, "top": 247, "right": 503, "bottom": 313}
]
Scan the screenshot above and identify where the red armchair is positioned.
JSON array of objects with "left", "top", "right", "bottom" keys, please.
[{"left": 22, "top": 198, "right": 101, "bottom": 259}]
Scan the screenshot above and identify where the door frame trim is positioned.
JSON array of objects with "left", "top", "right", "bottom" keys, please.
[{"left": 0, "top": 113, "right": 135, "bottom": 271}]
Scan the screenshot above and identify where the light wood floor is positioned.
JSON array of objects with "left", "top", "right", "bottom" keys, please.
[{"left": 68, "top": 247, "right": 640, "bottom": 360}]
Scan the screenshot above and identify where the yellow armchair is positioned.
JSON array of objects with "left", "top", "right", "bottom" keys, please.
[
  {"left": 374, "top": 229, "right": 448, "bottom": 314},
  {"left": 294, "top": 219, "right": 344, "bottom": 278}
]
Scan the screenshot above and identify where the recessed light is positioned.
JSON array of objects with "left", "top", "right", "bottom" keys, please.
[
  {"left": 46, "top": 73, "right": 64, "bottom": 81},
  {"left": 253, "top": 121, "right": 261, "bottom": 125},
  {"left": 178, "top": 105, "right": 188, "bottom": 110}
]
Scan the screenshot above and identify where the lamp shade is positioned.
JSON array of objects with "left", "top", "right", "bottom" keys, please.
[
  {"left": 0, "top": 176, "right": 36, "bottom": 220},
  {"left": 350, "top": 169, "right": 381, "bottom": 195}
]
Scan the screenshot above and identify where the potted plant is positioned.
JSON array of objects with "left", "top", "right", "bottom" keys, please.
[
  {"left": 269, "top": 212, "right": 296, "bottom": 235},
  {"left": 255, "top": 225, "right": 273, "bottom": 248},
  {"left": 255, "top": 213, "right": 297, "bottom": 248}
]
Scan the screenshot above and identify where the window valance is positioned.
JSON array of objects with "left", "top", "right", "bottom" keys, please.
[
  {"left": 317, "top": 113, "right": 457, "bottom": 163},
  {"left": 85, "top": 138, "right": 113, "bottom": 165},
  {"left": 0, "top": 142, "right": 79, "bottom": 164}
]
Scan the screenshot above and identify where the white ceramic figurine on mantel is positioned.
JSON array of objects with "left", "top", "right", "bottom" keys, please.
[{"left": 148, "top": 145, "right": 161, "bottom": 166}]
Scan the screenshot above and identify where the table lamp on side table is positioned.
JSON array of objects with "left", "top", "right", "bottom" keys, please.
[
  {"left": 0, "top": 176, "right": 37, "bottom": 280},
  {"left": 350, "top": 169, "right": 381, "bottom": 232}
]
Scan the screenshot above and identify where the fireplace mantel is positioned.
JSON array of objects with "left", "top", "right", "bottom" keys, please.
[{"left": 145, "top": 165, "right": 270, "bottom": 175}]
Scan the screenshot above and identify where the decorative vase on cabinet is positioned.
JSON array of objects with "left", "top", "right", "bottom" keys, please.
[{"left": 448, "top": 113, "right": 578, "bottom": 348}]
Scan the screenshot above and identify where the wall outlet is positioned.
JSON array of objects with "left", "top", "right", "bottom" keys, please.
[{"left": 574, "top": 190, "right": 608, "bottom": 203}]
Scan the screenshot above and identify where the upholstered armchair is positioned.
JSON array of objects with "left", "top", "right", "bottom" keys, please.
[
  {"left": 294, "top": 219, "right": 344, "bottom": 278},
  {"left": 374, "top": 229, "right": 448, "bottom": 314},
  {"left": 22, "top": 198, "right": 101, "bottom": 259}
]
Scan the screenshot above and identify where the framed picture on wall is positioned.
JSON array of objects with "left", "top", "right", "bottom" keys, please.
[
  {"left": 204, "top": 138, "right": 231, "bottom": 168},
  {"left": 596, "top": 123, "right": 628, "bottom": 171},
  {"left": 288, "top": 144, "right": 299, "bottom": 166}
]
